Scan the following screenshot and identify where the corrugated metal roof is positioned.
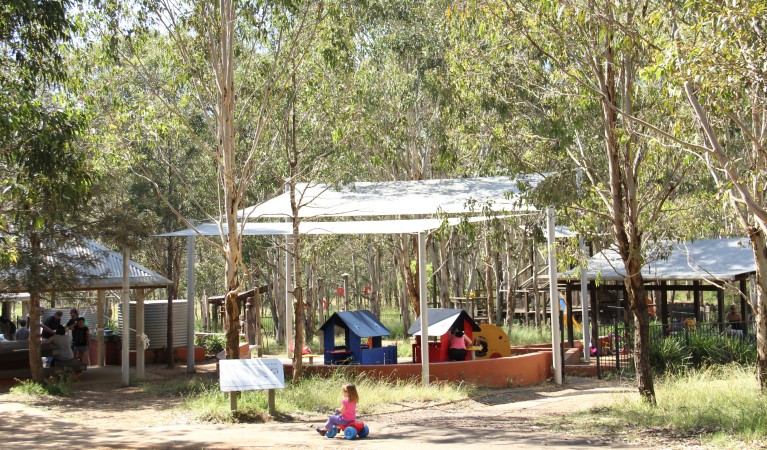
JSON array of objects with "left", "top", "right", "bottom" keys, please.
[
  {"left": 318, "top": 310, "right": 391, "bottom": 338},
  {"left": 1, "top": 238, "right": 171, "bottom": 293},
  {"left": 407, "top": 308, "right": 482, "bottom": 337},
  {"left": 560, "top": 238, "right": 755, "bottom": 282}
]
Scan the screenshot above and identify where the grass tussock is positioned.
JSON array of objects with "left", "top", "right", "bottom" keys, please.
[
  {"left": 173, "top": 370, "right": 476, "bottom": 423},
  {"left": 588, "top": 365, "right": 766, "bottom": 446},
  {"left": 10, "top": 374, "right": 73, "bottom": 397}
]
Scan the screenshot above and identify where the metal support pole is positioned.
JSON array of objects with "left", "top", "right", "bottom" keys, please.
[
  {"left": 546, "top": 208, "right": 562, "bottom": 385},
  {"left": 97, "top": 290, "right": 105, "bottom": 367},
  {"left": 285, "top": 235, "right": 293, "bottom": 357},
  {"left": 579, "top": 235, "right": 590, "bottom": 362},
  {"left": 121, "top": 246, "right": 131, "bottom": 387},
  {"left": 186, "top": 229, "right": 196, "bottom": 372},
  {"left": 418, "top": 231, "right": 429, "bottom": 386},
  {"left": 136, "top": 288, "right": 145, "bottom": 379}
]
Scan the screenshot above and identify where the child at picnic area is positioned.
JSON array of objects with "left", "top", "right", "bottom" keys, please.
[{"left": 316, "top": 383, "right": 359, "bottom": 436}]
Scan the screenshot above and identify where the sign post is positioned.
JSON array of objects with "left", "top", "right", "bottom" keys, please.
[{"left": 219, "top": 358, "right": 285, "bottom": 414}]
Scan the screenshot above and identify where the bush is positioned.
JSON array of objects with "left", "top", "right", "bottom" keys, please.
[
  {"left": 649, "top": 337, "right": 690, "bottom": 374},
  {"left": 196, "top": 334, "right": 225, "bottom": 356}
]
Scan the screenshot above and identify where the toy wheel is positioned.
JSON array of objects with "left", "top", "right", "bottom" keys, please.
[
  {"left": 344, "top": 426, "right": 357, "bottom": 440},
  {"left": 325, "top": 426, "right": 338, "bottom": 438},
  {"left": 358, "top": 424, "right": 369, "bottom": 438}
]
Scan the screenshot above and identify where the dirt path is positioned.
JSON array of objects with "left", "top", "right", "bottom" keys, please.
[{"left": 0, "top": 364, "right": 703, "bottom": 449}]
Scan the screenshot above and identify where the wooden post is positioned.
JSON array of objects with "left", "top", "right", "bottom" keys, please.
[
  {"left": 660, "top": 281, "right": 669, "bottom": 328},
  {"left": 255, "top": 289, "right": 263, "bottom": 358},
  {"left": 717, "top": 288, "right": 725, "bottom": 333},
  {"left": 268, "top": 389, "right": 276, "bottom": 416},
  {"left": 740, "top": 278, "right": 749, "bottom": 335},
  {"left": 693, "top": 281, "right": 701, "bottom": 322},
  {"left": 97, "top": 290, "right": 105, "bottom": 367}
]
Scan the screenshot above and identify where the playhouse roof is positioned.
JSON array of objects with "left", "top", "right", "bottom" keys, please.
[
  {"left": 318, "top": 310, "right": 391, "bottom": 338},
  {"left": 407, "top": 308, "right": 482, "bottom": 337}
]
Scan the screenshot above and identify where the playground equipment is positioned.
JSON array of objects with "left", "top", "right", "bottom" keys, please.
[
  {"left": 409, "top": 309, "right": 481, "bottom": 363},
  {"left": 472, "top": 323, "right": 511, "bottom": 360},
  {"left": 325, "top": 421, "right": 370, "bottom": 440},
  {"left": 559, "top": 297, "right": 582, "bottom": 332},
  {"left": 317, "top": 310, "right": 397, "bottom": 365}
]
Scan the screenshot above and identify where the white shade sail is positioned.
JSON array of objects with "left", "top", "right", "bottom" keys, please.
[
  {"left": 237, "top": 175, "right": 543, "bottom": 220},
  {"left": 159, "top": 216, "right": 511, "bottom": 237}
]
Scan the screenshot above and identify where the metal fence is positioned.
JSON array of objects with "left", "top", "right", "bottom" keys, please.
[{"left": 593, "top": 319, "right": 756, "bottom": 379}]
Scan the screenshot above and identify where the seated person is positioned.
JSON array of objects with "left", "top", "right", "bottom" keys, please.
[
  {"left": 15, "top": 320, "right": 30, "bottom": 341},
  {"left": 727, "top": 305, "right": 743, "bottom": 330},
  {"left": 448, "top": 329, "right": 472, "bottom": 361},
  {"left": 43, "top": 325, "right": 75, "bottom": 366}
]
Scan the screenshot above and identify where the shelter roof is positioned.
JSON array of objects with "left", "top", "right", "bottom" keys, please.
[
  {"left": 237, "top": 175, "right": 542, "bottom": 220},
  {"left": 318, "top": 310, "right": 391, "bottom": 338},
  {"left": 560, "top": 238, "right": 755, "bottom": 283},
  {"left": 407, "top": 308, "right": 482, "bottom": 337},
  {"left": 1, "top": 238, "right": 171, "bottom": 293},
  {"left": 160, "top": 216, "right": 504, "bottom": 237}
]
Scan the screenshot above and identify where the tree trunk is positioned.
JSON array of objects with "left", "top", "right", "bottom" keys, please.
[
  {"left": 437, "top": 236, "right": 451, "bottom": 308},
  {"left": 400, "top": 235, "right": 420, "bottom": 317},
  {"left": 750, "top": 230, "right": 767, "bottom": 390},
  {"left": 220, "top": 0, "right": 242, "bottom": 360}
]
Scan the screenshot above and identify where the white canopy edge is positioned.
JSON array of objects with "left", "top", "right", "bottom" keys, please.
[
  {"left": 158, "top": 216, "right": 521, "bottom": 237},
  {"left": 237, "top": 175, "right": 542, "bottom": 220}
]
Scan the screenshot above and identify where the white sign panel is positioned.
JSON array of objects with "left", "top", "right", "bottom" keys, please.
[{"left": 219, "top": 358, "right": 285, "bottom": 392}]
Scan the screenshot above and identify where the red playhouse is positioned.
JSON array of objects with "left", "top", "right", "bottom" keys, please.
[{"left": 408, "top": 308, "right": 481, "bottom": 363}]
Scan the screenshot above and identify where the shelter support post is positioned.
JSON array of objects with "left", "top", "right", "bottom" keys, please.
[
  {"left": 285, "top": 235, "right": 293, "bottom": 358},
  {"left": 740, "top": 279, "right": 748, "bottom": 335},
  {"left": 565, "top": 287, "right": 574, "bottom": 348},
  {"left": 136, "top": 288, "right": 145, "bottom": 379},
  {"left": 579, "top": 235, "right": 590, "bottom": 362},
  {"left": 590, "top": 283, "right": 598, "bottom": 358},
  {"left": 418, "top": 231, "right": 429, "bottom": 386},
  {"left": 121, "top": 246, "right": 131, "bottom": 387},
  {"left": 187, "top": 230, "right": 196, "bottom": 372},
  {"left": 660, "top": 281, "right": 669, "bottom": 327},
  {"left": 717, "top": 288, "right": 725, "bottom": 333},
  {"left": 693, "top": 281, "right": 701, "bottom": 322},
  {"left": 97, "top": 290, "right": 105, "bottom": 367},
  {"left": 546, "top": 208, "right": 562, "bottom": 385}
]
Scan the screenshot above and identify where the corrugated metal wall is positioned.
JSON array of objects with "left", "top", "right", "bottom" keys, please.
[{"left": 117, "top": 300, "right": 189, "bottom": 350}]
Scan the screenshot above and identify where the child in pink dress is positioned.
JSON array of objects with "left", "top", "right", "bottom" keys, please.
[{"left": 317, "top": 383, "right": 359, "bottom": 435}]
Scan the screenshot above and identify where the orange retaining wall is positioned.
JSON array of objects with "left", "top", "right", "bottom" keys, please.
[{"left": 285, "top": 351, "right": 552, "bottom": 388}]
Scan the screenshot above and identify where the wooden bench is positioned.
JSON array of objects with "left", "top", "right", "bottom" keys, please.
[{"left": 302, "top": 354, "right": 324, "bottom": 364}]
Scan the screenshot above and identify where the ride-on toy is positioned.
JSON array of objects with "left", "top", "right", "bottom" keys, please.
[{"left": 325, "top": 421, "right": 370, "bottom": 440}]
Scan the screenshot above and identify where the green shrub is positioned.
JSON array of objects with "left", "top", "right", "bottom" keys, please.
[
  {"left": 649, "top": 337, "right": 690, "bottom": 374},
  {"left": 196, "top": 334, "right": 225, "bottom": 355}
]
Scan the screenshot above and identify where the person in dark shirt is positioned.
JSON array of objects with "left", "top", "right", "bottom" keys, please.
[
  {"left": 65, "top": 308, "right": 78, "bottom": 330},
  {"left": 72, "top": 317, "right": 90, "bottom": 365},
  {"left": 41, "top": 311, "right": 63, "bottom": 339}
]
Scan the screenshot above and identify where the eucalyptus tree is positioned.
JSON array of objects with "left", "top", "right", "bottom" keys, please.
[
  {"left": 0, "top": 0, "right": 99, "bottom": 381},
  {"left": 90, "top": 0, "right": 330, "bottom": 364},
  {"left": 347, "top": 0, "right": 465, "bottom": 317},
  {"left": 449, "top": 0, "right": 709, "bottom": 403},
  {"left": 642, "top": 1, "right": 767, "bottom": 389}
]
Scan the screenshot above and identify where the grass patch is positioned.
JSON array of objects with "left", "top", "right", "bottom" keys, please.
[
  {"left": 10, "top": 374, "right": 73, "bottom": 397},
  {"left": 584, "top": 365, "right": 766, "bottom": 447},
  {"left": 169, "top": 370, "right": 476, "bottom": 423}
]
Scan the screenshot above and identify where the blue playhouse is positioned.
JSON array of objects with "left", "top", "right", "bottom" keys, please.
[{"left": 317, "top": 310, "right": 398, "bottom": 365}]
